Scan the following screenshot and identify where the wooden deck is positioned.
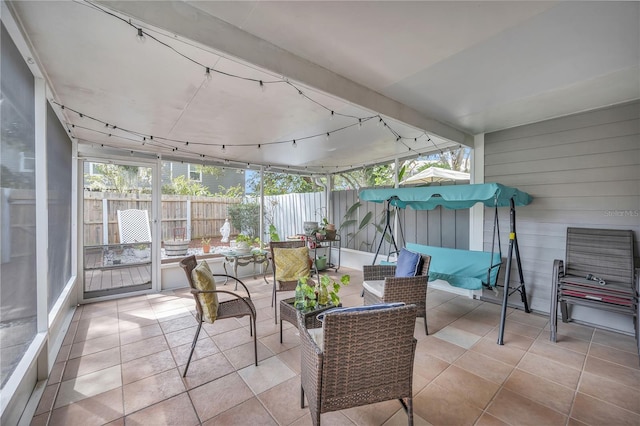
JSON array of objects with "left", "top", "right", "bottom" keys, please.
[{"left": 84, "top": 245, "right": 152, "bottom": 297}]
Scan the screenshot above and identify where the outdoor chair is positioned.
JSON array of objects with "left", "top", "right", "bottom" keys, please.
[
  {"left": 362, "top": 250, "right": 431, "bottom": 334},
  {"left": 270, "top": 240, "right": 312, "bottom": 323},
  {"left": 179, "top": 255, "right": 257, "bottom": 376},
  {"left": 550, "top": 227, "right": 638, "bottom": 354},
  {"left": 298, "top": 304, "right": 418, "bottom": 426}
]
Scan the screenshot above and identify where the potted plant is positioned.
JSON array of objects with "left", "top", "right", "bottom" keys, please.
[
  {"left": 294, "top": 273, "right": 350, "bottom": 310},
  {"left": 235, "top": 233, "right": 260, "bottom": 253},
  {"left": 132, "top": 243, "right": 150, "bottom": 259},
  {"left": 319, "top": 217, "right": 336, "bottom": 240},
  {"left": 201, "top": 237, "right": 211, "bottom": 254}
]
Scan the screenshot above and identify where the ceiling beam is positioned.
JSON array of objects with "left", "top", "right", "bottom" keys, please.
[{"left": 98, "top": 1, "right": 472, "bottom": 147}]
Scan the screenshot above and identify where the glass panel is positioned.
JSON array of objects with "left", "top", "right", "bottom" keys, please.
[
  {"left": 82, "top": 162, "right": 152, "bottom": 298},
  {"left": 0, "top": 22, "right": 37, "bottom": 390},
  {"left": 47, "top": 103, "right": 72, "bottom": 309}
]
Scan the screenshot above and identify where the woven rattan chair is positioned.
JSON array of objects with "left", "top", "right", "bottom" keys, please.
[
  {"left": 270, "top": 240, "right": 309, "bottom": 323},
  {"left": 362, "top": 255, "right": 431, "bottom": 334},
  {"left": 179, "top": 255, "right": 257, "bottom": 376},
  {"left": 298, "top": 304, "right": 418, "bottom": 426}
]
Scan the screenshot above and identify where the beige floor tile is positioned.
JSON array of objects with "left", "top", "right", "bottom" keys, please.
[
  {"left": 592, "top": 329, "right": 638, "bottom": 353},
  {"left": 158, "top": 313, "right": 197, "bottom": 334},
  {"left": 432, "top": 365, "right": 500, "bottom": 410},
  {"left": 124, "top": 393, "right": 200, "bottom": 426},
  {"left": 261, "top": 325, "right": 301, "bottom": 353},
  {"left": 48, "top": 361, "right": 66, "bottom": 385},
  {"left": 74, "top": 316, "right": 120, "bottom": 343},
  {"left": 571, "top": 392, "right": 640, "bottom": 426},
  {"left": 61, "top": 321, "right": 79, "bottom": 346},
  {"left": 486, "top": 388, "right": 567, "bottom": 426},
  {"left": 182, "top": 352, "right": 236, "bottom": 389},
  {"left": 117, "top": 312, "right": 158, "bottom": 331},
  {"left": 517, "top": 352, "right": 581, "bottom": 389},
  {"left": 62, "top": 347, "right": 121, "bottom": 381},
  {"left": 413, "top": 382, "right": 483, "bottom": 425},
  {"left": 342, "top": 399, "right": 407, "bottom": 426},
  {"left": 471, "top": 338, "right": 526, "bottom": 366},
  {"left": 120, "top": 335, "right": 170, "bottom": 363},
  {"left": 276, "top": 345, "right": 302, "bottom": 374},
  {"left": 34, "top": 383, "right": 59, "bottom": 416},
  {"left": 508, "top": 310, "right": 548, "bottom": 328},
  {"left": 433, "top": 325, "right": 482, "bottom": 349},
  {"left": 49, "top": 388, "right": 123, "bottom": 426},
  {"left": 485, "top": 329, "right": 535, "bottom": 351},
  {"left": 448, "top": 317, "right": 495, "bottom": 336},
  {"left": 528, "top": 339, "right": 586, "bottom": 368},
  {"left": 30, "top": 412, "right": 49, "bottom": 426},
  {"left": 419, "top": 335, "right": 467, "bottom": 363},
  {"left": 170, "top": 336, "right": 221, "bottom": 366},
  {"left": 583, "top": 356, "right": 640, "bottom": 389},
  {"left": 202, "top": 396, "right": 277, "bottom": 425},
  {"left": 69, "top": 333, "right": 120, "bottom": 359},
  {"left": 121, "top": 349, "right": 177, "bottom": 385},
  {"left": 412, "top": 346, "right": 450, "bottom": 382},
  {"left": 550, "top": 321, "right": 595, "bottom": 342},
  {"left": 588, "top": 342, "right": 640, "bottom": 370},
  {"left": 257, "top": 376, "right": 308, "bottom": 425},
  {"left": 118, "top": 323, "right": 163, "bottom": 345},
  {"left": 383, "top": 409, "right": 432, "bottom": 426},
  {"left": 189, "top": 372, "right": 254, "bottom": 422},
  {"left": 474, "top": 412, "right": 510, "bottom": 426},
  {"left": 202, "top": 317, "right": 244, "bottom": 336},
  {"left": 504, "top": 369, "right": 574, "bottom": 414},
  {"left": 578, "top": 372, "right": 640, "bottom": 414},
  {"left": 453, "top": 350, "right": 514, "bottom": 384},
  {"left": 212, "top": 326, "right": 256, "bottom": 352},
  {"left": 122, "top": 368, "right": 186, "bottom": 414},
  {"left": 55, "top": 365, "right": 122, "bottom": 408},
  {"left": 223, "top": 339, "right": 273, "bottom": 370},
  {"left": 55, "top": 345, "right": 71, "bottom": 363},
  {"left": 238, "top": 355, "right": 296, "bottom": 395},
  {"left": 540, "top": 332, "right": 591, "bottom": 354}
]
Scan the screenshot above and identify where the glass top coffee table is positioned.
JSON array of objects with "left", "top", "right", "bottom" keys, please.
[{"left": 279, "top": 297, "right": 341, "bottom": 343}]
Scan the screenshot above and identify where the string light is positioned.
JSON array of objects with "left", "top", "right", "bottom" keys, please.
[
  {"left": 221, "top": 144, "right": 226, "bottom": 153},
  {"left": 136, "top": 28, "right": 146, "bottom": 43},
  {"left": 292, "top": 139, "right": 297, "bottom": 148},
  {"left": 330, "top": 110, "right": 334, "bottom": 120},
  {"left": 326, "top": 133, "right": 330, "bottom": 141},
  {"left": 204, "top": 67, "right": 212, "bottom": 86},
  {"left": 358, "top": 118, "right": 362, "bottom": 129}
]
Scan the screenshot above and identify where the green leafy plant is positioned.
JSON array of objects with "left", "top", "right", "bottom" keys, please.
[
  {"left": 268, "top": 224, "right": 280, "bottom": 242},
  {"left": 227, "top": 203, "right": 260, "bottom": 237},
  {"left": 200, "top": 237, "right": 211, "bottom": 246},
  {"left": 235, "top": 233, "right": 260, "bottom": 245},
  {"left": 295, "top": 274, "right": 350, "bottom": 310}
]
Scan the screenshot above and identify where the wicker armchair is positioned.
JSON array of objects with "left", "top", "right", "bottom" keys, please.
[
  {"left": 362, "top": 255, "right": 431, "bottom": 334},
  {"left": 298, "top": 304, "right": 418, "bottom": 426},
  {"left": 270, "top": 240, "right": 310, "bottom": 323},
  {"left": 179, "top": 255, "right": 257, "bottom": 376}
]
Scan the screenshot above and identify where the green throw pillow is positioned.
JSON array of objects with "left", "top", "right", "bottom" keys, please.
[{"left": 191, "top": 260, "right": 218, "bottom": 323}]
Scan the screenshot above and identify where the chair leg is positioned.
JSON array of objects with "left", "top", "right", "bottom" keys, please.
[
  {"left": 424, "top": 315, "right": 428, "bottom": 335},
  {"left": 183, "top": 320, "right": 202, "bottom": 377},
  {"left": 252, "top": 316, "right": 258, "bottom": 366},
  {"left": 407, "top": 397, "right": 413, "bottom": 426},
  {"left": 300, "top": 385, "right": 305, "bottom": 408}
]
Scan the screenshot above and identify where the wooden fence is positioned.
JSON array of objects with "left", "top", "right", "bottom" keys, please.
[{"left": 83, "top": 192, "right": 241, "bottom": 245}]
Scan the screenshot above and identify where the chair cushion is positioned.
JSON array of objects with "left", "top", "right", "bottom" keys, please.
[
  {"left": 395, "top": 248, "right": 422, "bottom": 277},
  {"left": 274, "top": 247, "right": 310, "bottom": 281},
  {"left": 307, "top": 327, "right": 324, "bottom": 351},
  {"left": 316, "top": 302, "right": 405, "bottom": 322},
  {"left": 362, "top": 280, "right": 385, "bottom": 298},
  {"left": 191, "top": 260, "right": 218, "bottom": 323}
]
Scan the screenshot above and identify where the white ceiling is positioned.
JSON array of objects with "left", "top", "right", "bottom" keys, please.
[{"left": 7, "top": 1, "right": 639, "bottom": 174}]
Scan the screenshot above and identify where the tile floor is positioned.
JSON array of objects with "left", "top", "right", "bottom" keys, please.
[{"left": 31, "top": 268, "right": 640, "bottom": 425}]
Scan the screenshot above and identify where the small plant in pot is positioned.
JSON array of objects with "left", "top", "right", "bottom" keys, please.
[
  {"left": 201, "top": 237, "right": 211, "bottom": 254},
  {"left": 294, "top": 274, "right": 350, "bottom": 311},
  {"left": 235, "top": 234, "right": 260, "bottom": 253}
]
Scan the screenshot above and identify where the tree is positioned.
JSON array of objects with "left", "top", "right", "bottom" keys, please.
[
  {"left": 161, "top": 175, "right": 212, "bottom": 196},
  {"left": 86, "top": 164, "right": 151, "bottom": 193},
  {"left": 246, "top": 172, "right": 320, "bottom": 195}
]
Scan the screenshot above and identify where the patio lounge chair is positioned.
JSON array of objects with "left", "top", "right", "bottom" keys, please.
[{"left": 298, "top": 304, "right": 418, "bottom": 426}]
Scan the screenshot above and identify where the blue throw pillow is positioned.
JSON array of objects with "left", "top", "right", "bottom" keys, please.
[
  {"left": 395, "top": 248, "right": 422, "bottom": 277},
  {"left": 316, "top": 302, "right": 405, "bottom": 322}
]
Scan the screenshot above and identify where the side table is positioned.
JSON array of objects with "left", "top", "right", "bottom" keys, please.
[
  {"left": 279, "top": 297, "right": 341, "bottom": 343},
  {"left": 222, "top": 251, "right": 270, "bottom": 289}
]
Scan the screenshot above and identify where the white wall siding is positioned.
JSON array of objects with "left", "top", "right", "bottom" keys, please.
[{"left": 484, "top": 101, "right": 639, "bottom": 333}]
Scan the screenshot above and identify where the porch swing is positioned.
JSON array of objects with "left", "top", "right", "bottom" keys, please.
[{"left": 359, "top": 183, "right": 533, "bottom": 345}]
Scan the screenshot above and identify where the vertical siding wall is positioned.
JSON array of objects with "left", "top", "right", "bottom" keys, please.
[{"left": 485, "top": 101, "right": 639, "bottom": 332}]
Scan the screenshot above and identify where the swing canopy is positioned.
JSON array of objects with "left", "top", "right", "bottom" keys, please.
[{"left": 359, "top": 183, "right": 532, "bottom": 210}]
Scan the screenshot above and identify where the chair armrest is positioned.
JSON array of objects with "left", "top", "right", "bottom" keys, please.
[
  {"left": 189, "top": 288, "right": 255, "bottom": 313},
  {"left": 211, "top": 274, "right": 252, "bottom": 298},
  {"left": 297, "top": 311, "right": 323, "bottom": 411},
  {"left": 363, "top": 264, "right": 397, "bottom": 280},
  {"left": 553, "top": 259, "right": 565, "bottom": 281}
]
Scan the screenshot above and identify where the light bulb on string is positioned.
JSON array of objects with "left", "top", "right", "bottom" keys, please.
[
  {"left": 358, "top": 118, "right": 362, "bottom": 129},
  {"left": 377, "top": 117, "right": 382, "bottom": 127},
  {"left": 326, "top": 132, "right": 330, "bottom": 141},
  {"left": 259, "top": 80, "right": 265, "bottom": 92},
  {"left": 221, "top": 144, "right": 226, "bottom": 153},
  {"left": 330, "top": 110, "right": 334, "bottom": 121},
  {"left": 204, "top": 67, "right": 212, "bottom": 87},
  {"left": 292, "top": 139, "right": 297, "bottom": 148},
  {"left": 136, "top": 28, "right": 146, "bottom": 43}
]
